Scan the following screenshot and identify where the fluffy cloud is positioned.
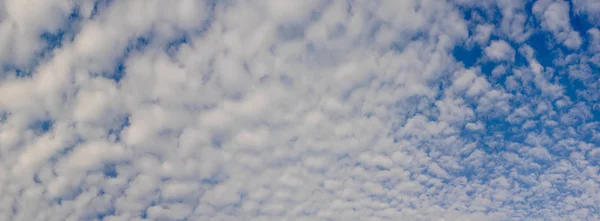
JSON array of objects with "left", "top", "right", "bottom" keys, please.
[
  {"left": 1, "top": 0, "right": 600, "bottom": 221},
  {"left": 572, "top": 0, "right": 600, "bottom": 24},
  {"left": 533, "top": 0, "right": 582, "bottom": 49},
  {"left": 485, "top": 40, "right": 515, "bottom": 61}
]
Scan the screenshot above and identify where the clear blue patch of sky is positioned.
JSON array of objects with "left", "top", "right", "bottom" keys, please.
[
  {"left": 103, "top": 163, "right": 118, "bottom": 178},
  {"left": 451, "top": 43, "right": 482, "bottom": 68},
  {"left": 31, "top": 119, "right": 54, "bottom": 134}
]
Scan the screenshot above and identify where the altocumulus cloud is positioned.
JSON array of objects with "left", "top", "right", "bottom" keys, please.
[{"left": 0, "top": 0, "right": 599, "bottom": 220}]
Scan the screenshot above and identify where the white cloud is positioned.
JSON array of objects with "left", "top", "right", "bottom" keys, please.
[
  {"left": 497, "top": 0, "right": 533, "bottom": 42},
  {"left": 572, "top": 0, "right": 600, "bottom": 24},
  {"left": 472, "top": 24, "right": 494, "bottom": 45},
  {"left": 533, "top": 0, "right": 582, "bottom": 49},
  {"left": 587, "top": 28, "right": 600, "bottom": 53},
  {"left": 0, "top": 0, "right": 599, "bottom": 221},
  {"left": 485, "top": 40, "right": 515, "bottom": 61}
]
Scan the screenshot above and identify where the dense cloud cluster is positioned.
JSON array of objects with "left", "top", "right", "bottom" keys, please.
[{"left": 0, "top": 0, "right": 599, "bottom": 220}]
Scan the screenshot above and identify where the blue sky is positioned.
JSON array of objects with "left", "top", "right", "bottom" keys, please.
[{"left": 0, "top": 0, "right": 599, "bottom": 220}]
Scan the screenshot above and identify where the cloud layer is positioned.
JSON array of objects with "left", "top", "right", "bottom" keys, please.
[{"left": 0, "top": 0, "right": 599, "bottom": 220}]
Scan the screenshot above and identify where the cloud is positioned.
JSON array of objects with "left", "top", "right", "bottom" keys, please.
[
  {"left": 471, "top": 24, "right": 494, "bottom": 45},
  {"left": 1, "top": 0, "right": 600, "bottom": 221},
  {"left": 496, "top": 0, "right": 534, "bottom": 43},
  {"left": 485, "top": 40, "right": 515, "bottom": 61},
  {"left": 533, "top": 0, "right": 582, "bottom": 49},
  {"left": 572, "top": 0, "right": 600, "bottom": 24},
  {"left": 587, "top": 28, "right": 600, "bottom": 53}
]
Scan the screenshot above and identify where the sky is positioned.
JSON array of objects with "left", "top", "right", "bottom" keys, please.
[{"left": 0, "top": 0, "right": 599, "bottom": 220}]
